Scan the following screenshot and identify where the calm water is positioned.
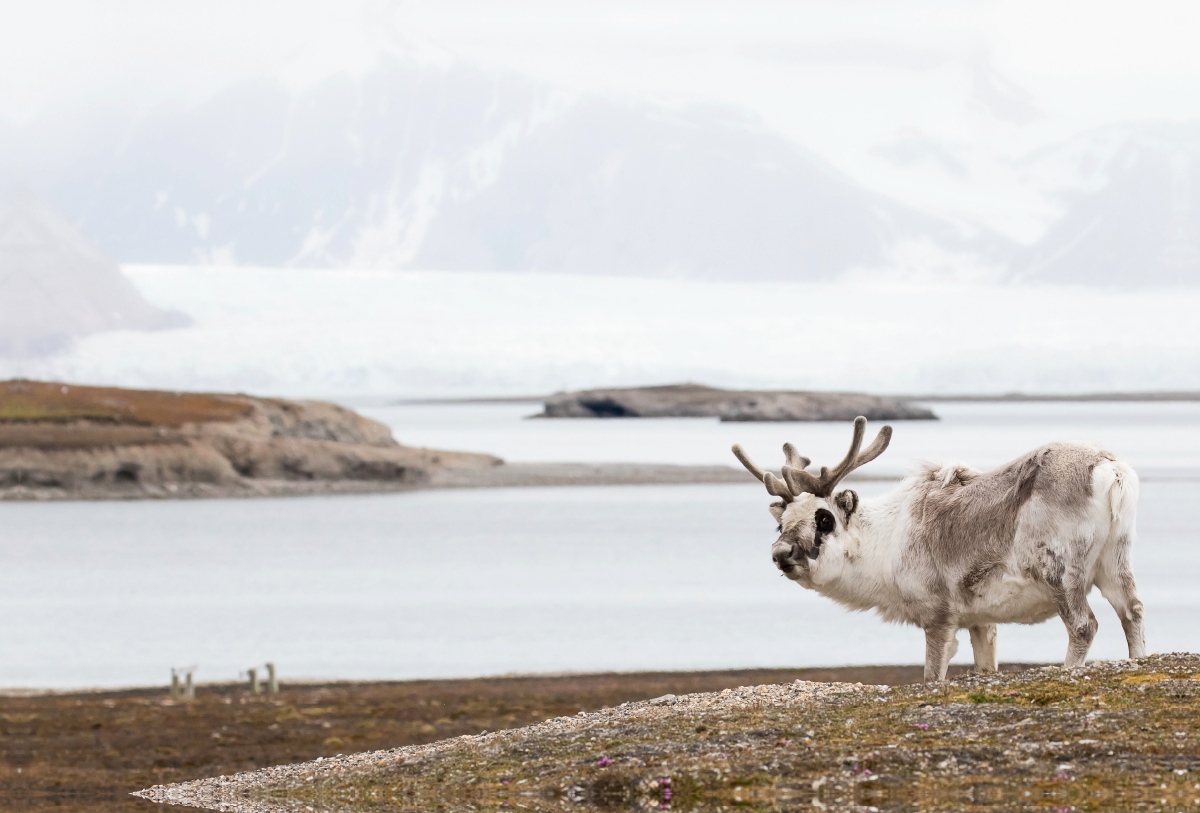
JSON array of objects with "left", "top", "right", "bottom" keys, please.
[
  {"left": 1, "top": 402, "right": 1198, "bottom": 689},
  {"left": 359, "top": 399, "right": 1200, "bottom": 477}
]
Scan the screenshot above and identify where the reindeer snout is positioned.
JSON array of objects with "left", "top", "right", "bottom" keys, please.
[{"left": 771, "top": 539, "right": 797, "bottom": 573}]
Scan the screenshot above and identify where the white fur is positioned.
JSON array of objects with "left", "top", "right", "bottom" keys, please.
[{"left": 769, "top": 455, "right": 1145, "bottom": 681}]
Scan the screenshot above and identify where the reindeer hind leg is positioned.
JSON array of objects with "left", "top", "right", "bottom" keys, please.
[
  {"left": 1095, "top": 535, "right": 1146, "bottom": 659},
  {"left": 923, "top": 623, "right": 956, "bottom": 683},
  {"left": 1053, "top": 582, "right": 1098, "bottom": 669}
]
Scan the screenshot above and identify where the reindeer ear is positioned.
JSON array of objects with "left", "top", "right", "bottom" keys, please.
[
  {"left": 834, "top": 489, "right": 858, "bottom": 519},
  {"left": 768, "top": 500, "right": 786, "bottom": 524}
]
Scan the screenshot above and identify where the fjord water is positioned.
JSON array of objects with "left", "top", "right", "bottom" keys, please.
[
  {"left": 358, "top": 399, "right": 1200, "bottom": 479},
  {"left": 1, "top": 402, "right": 1198, "bottom": 689}
]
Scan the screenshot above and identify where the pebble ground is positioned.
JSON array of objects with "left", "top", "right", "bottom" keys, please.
[{"left": 136, "top": 655, "right": 1200, "bottom": 813}]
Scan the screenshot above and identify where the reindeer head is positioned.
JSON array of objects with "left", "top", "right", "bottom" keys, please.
[{"left": 731, "top": 416, "right": 892, "bottom": 583}]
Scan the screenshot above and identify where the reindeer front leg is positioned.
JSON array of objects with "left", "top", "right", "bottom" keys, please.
[
  {"left": 923, "top": 622, "right": 957, "bottom": 682},
  {"left": 968, "top": 624, "right": 998, "bottom": 672}
]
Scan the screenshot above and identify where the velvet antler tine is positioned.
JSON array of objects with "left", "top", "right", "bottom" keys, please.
[
  {"left": 763, "top": 472, "right": 794, "bottom": 503},
  {"left": 781, "top": 465, "right": 803, "bottom": 496},
  {"left": 782, "top": 442, "right": 810, "bottom": 471},
  {"left": 783, "top": 465, "right": 823, "bottom": 495},
  {"left": 742, "top": 418, "right": 892, "bottom": 508},
  {"left": 853, "top": 425, "right": 893, "bottom": 468},
  {"left": 817, "top": 416, "right": 866, "bottom": 495},
  {"left": 731, "top": 444, "right": 767, "bottom": 483},
  {"left": 736, "top": 443, "right": 797, "bottom": 503}
]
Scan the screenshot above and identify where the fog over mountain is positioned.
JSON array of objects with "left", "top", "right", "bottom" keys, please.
[
  {"left": 3, "top": 2, "right": 1200, "bottom": 396},
  {"left": 2, "top": 53, "right": 1199, "bottom": 285},
  {"left": 0, "top": 189, "right": 186, "bottom": 356},
  {"left": 0, "top": 57, "right": 1005, "bottom": 281},
  {"left": 1013, "top": 122, "right": 1200, "bottom": 286}
]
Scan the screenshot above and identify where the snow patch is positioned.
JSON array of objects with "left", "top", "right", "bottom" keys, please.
[
  {"left": 350, "top": 163, "right": 446, "bottom": 268},
  {"left": 4, "top": 265, "right": 1200, "bottom": 398}
]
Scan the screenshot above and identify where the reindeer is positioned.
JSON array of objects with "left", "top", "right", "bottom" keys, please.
[{"left": 732, "top": 417, "right": 1145, "bottom": 682}]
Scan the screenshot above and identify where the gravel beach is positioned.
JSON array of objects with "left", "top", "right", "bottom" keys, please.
[{"left": 0, "top": 461, "right": 753, "bottom": 501}]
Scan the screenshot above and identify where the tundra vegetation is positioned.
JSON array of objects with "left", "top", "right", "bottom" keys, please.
[
  {"left": 0, "top": 665, "right": 939, "bottom": 813},
  {"left": 139, "top": 654, "right": 1200, "bottom": 812}
]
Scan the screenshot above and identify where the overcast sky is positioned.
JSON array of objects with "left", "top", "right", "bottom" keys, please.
[
  {"left": 8, "top": 1, "right": 1200, "bottom": 125},
  {"left": 6, "top": 1, "right": 1200, "bottom": 238}
]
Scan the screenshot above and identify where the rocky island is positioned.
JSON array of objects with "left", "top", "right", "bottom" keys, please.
[
  {"left": 537, "top": 383, "right": 937, "bottom": 421},
  {"left": 0, "top": 379, "right": 501, "bottom": 500}
]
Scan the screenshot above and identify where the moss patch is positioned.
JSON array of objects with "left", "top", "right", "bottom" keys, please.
[{"left": 0, "top": 379, "right": 249, "bottom": 428}]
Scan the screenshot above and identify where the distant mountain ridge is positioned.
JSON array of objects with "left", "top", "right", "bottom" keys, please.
[
  {"left": 1013, "top": 121, "right": 1200, "bottom": 286},
  {"left": 0, "top": 189, "right": 186, "bottom": 356},
  {"left": 0, "top": 57, "right": 1005, "bottom": 280},
  {"left": 4, "top": 58, "right": 1200, "bottom": 285}
]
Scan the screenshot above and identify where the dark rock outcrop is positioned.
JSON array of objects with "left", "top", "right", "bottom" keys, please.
[{"left": 537, "top": 384, "right": 936, "bottom": 422}]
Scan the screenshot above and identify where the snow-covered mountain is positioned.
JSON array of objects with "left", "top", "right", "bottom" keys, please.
[
  {"left": 0, "top": 57, "right": 1003, "bottom": 280},
  {"left": 1012, "top": 122, "right": 1200, "bottom": 286},
  {"left": 0, "top": 189, "right": 185, "bottom": 356},
  {"left": 5, "top": 55, "right": 1200, "bottom": 287}
]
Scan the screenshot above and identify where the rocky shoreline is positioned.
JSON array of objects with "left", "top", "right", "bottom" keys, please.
[
  {"left": 0, "top": 462, "right": 753, "bottom": 501},
  {"left": 430, "top": 461, "right": 750, "bottom": 489}
]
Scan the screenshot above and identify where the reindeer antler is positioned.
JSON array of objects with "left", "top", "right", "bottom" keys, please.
[
  {"left": 731, "top": 416, "right": 893, "bottom": 501},
  {"left": 732, "top": 443, "right": 796, "bottom": 504}
]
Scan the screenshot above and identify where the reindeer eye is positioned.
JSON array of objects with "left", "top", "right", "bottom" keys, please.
[{"left": 815, "top": 509, "right": 835, "bottom": 535}]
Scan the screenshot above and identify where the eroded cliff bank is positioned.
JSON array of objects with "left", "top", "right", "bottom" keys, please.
[{"left": 0, "top": 380, "right": 500, "bottom": 500}]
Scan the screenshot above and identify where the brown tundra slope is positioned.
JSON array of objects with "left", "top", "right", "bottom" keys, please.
[{"left": 0, "top": 380, "right": 499, "bottom": 499}]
